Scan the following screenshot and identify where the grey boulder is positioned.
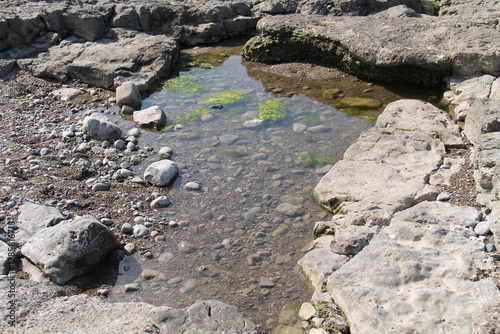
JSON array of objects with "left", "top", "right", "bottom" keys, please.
[
  {"left": 21, "top": 215, "right": 119, "bottom": 285},
  {"left": 82, "top": 113, "right": 122, "bottom": 141},
  {"left": 133, "top": 106, "right": 167, "bottom": 129},
  {"left": 144, "top": 160, "right": 179, "bottom": 186},
  {"left": 16, "top": 203, "right": 64, "bottom": 244},
  {"left": 116, "top": 81, "right": 142, "bottom": 110}
]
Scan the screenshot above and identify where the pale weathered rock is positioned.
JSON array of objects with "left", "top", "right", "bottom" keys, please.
[
  {"left": 50, "top": 87, "right": 82, "bottom": 101},
  {"left": 144, "top": 160, "right": 179, "bottom": 186},
  {"left": 315, "top": 128, "right": 444, "bottom": 218},
  {"left": 82, "top": 113, "right": 122, "bottom": 141},
  {"left": 0, "top": 280, "right": 256, "bottom": 334},
  {"left": 21, "top": 215, "right": 119, "bottom": 285},
  {"left": 297, "top": 248, "right": 349, "bottom": 291},
  {"left": 133, "top": 106, "right": 167, "bottom": 129},
  {"left": 151, "top": 196, "right": 171, "bottom": 208},
  {"left": 463, "top": 99, "right": 500, "bottom": 146},
  {"left": 487, "top": 200, "right": 500, "bottom": 249},
  {"left": 327, "top": 201, "right": 499, "bottom": 334},
  {"left": 298, "top": 302, "right": 318, "bottom": 321},
  {"left": 16, "top": 203, "right": 64, "bottom": 244},
  {"left": 376, "top": 99, "right": 463, "bottom": 147},
  {"left": 116, "top": 81, "right": 142, "bottom": 110}
]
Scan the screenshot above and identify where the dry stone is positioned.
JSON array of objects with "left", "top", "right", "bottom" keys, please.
[
  {"left": 133, "top": 106, "right": 166, "bottom": 129},
  {"left": 116, "top": 81, "right": 142, "bottom": 110},
  {"left": 144, "top": 160, "right": 179, "bottom": 187},
  {"left": 243, "top": 8, "right": 500, "bottom": 83},
  {"left": 297, "top": 248, "right": 349, "bottom": 291},
  {"left": 376, "top": 99, "right": 462, "bottom": 147},
  {"left": 82, "top": 113, "right": 122, "bottom": 142},
  {"left": 315, "top": 128, "right": 445, "bottom": 219},
  {"left": 21, "top": 215, "right": 119, "bottom": 285},
  {"left": 327, "top": 201, "right": 500, "bottom": 334},
  {"left": 16, "top": 203, "right": 64, "bottom": 244}
]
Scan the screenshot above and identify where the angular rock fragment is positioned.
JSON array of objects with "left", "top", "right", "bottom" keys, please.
[
  {"left": 21, "top": 215, "right": 119, "bottom": 285},
  {"left": 82, "top": 113, "right": 122, "bottom": 141}
]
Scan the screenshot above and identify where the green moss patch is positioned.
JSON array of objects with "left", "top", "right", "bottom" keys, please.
[
  {"left": 174, "top": 109, "right": 213, "bottom": 124},
  {"left": 202, "top": 90, "right": 246, "bottom": 104},
  {"left": 163, "top": 75, "right": 206, "bottom": 95},
  {"left": 301, "top": 113, "right": 323, "bottom": 127},
  {"left": 293, "top": 152, "right": 332, "bottom": 168},
  {"left": 259, "top": 99, "right": 286, "bottom": 120}
]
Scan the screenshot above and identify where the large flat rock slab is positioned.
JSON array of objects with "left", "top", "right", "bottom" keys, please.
[
  {"left": 314, "top": 99, "right": 463, "bottom": 222},
  {"left": 327, "top": 201, "right": 500, "bottom": 334},
  {"left": 17, "top": 28, "right": 179, "bottom": 92},
  {"left": 242, "top": 8, "right": 500, "bottom": 83},
  {"left": 315, "top": 128, "right": 445, "bottom": 220},
  {"left": 0, "top": 280, "right": 256, "bottom": 334}
]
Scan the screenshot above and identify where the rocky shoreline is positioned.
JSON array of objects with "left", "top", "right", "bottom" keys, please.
[{"left": 1, "top": 1, "right": 500, "bottom": 333}]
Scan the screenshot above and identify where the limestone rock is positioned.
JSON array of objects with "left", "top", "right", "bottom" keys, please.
[
  {"left": 463, "top": 99, "right": 500, "bottom": 146},
  {"left": 133, "top": 106, "right": 167, "bottom": 129},
  {"left": 50, "top": 87, "right": 82, "bottom": 101},
  {"left": 315, "top": 128, "right": 444, "bottom": 219},
  {"left": 116, "top": 81, "right": 142, "bottom": 110},
  {"left": 151, "top": 196, "right": 171, "bottom": 208},
  {"left": 377, "top": 99, "right": 463, "bottom": 147},
  {"left": 243, "top": 10, "right": 500, "bottom": 84},
  {"left": 298, "top": 302, "right": 318, "bottom": 321},
  {"left": 0, "top": 280, "right": 256, "bottom": 334},
  {"left": 16, "top": 203, "right": 64, "bottom": 244},
  {"left": 21, "top": 215, "right": 119, "bottom": 285},
  {"left": 297, "top": 248, "right": 349, "bottom": 291},
  {"left": 82, "top": 113, "right": 122, "bottom": 142},
  {"left": 144, "top": 160, "right": 179, "bottom": 187},
  {"left": 0, "top": 59, "right": 16, "bottom": 77},
  {"left": 327, "top": 201, "right": 499, "bottom": 334}
]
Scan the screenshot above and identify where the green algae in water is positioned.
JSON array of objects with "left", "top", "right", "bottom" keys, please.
[
  {"left": 220, "top": 146, "right": 248, "bottom": 158},
  {"left": 163, "top": 75, "right": 206, "bottom": 95},
  {"left": 202, "top": 90, "right": 246, "bottom": 104},
  {"left": 174, "top": 109, "right": 213, "bottom": 124},
  {"left": 259, "top": 99, "right": 286, "bottom": 120},
  {"left": 304, "top": 133, "right": 320, "bottom": 143},
  {"left": 301, "top": 113, "right": 323, "bottom": 127},
  {"left": 294, "top": 152, "right": 333, "bottom": 168}
]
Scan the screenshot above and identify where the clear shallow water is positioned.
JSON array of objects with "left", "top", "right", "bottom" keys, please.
[{"left": 108, "top": 54, "right": 374, "bottom": 332}]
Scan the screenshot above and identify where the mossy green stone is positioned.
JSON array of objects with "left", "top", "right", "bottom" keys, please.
[
  {"left": 322, "top": 89, "right": 343, "bottom": 99},
  {"left": 334, "top": 97, "right": 382, "bottom": 110},
  {"left": 220, "top": 147, "right": 248, "bottom": 158},
  {"left": 301, "top": 113, "right": 323, "bottom": 127}
]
